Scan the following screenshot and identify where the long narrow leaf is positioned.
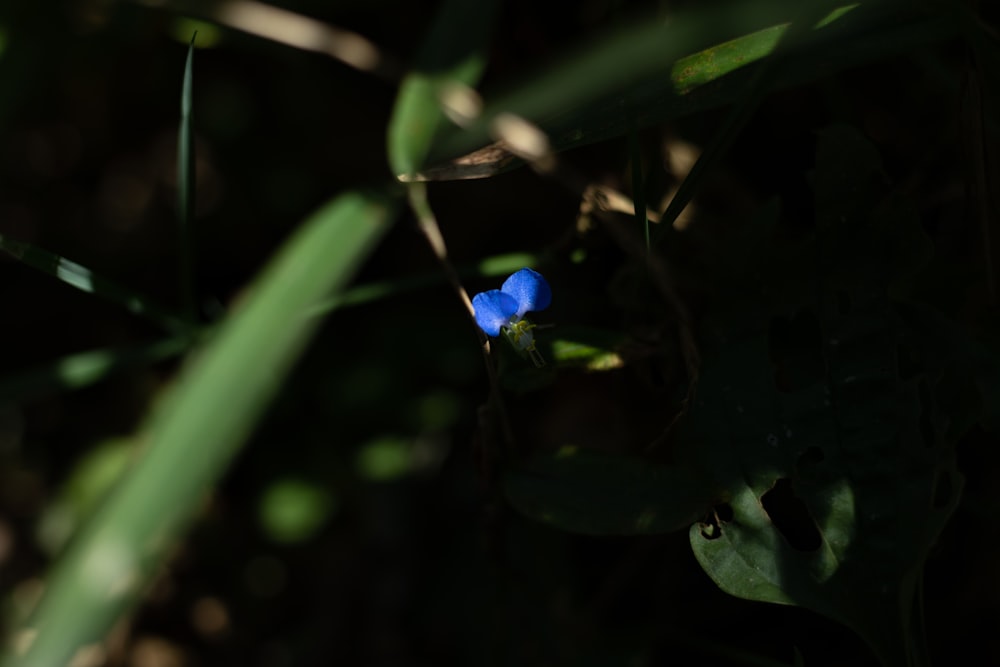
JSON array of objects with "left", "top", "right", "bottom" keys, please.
[
  {"left": 177, "top": 33, "right": 197, "bottom": 323},
  {"left": 0, "top": 234, "right": 186, "bottom": 332},
  {"left": 2, "top": 191, "right": 397, "bottom": 667},
  {"left": 655, "top": 2, "right": 842, "bottom": 239},
  {"left": 418, "top": 1, "right": 955, "bottom": 179}
]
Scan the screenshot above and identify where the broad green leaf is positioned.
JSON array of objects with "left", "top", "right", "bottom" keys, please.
[
  {"left": 1, "top": 190, "right": 397, "bottom": 667},
  {"left": 685, "top": 125, "right": 963, "bottom": 667},
  {"left": 503, "top": 447, "right": 714, "bottom": 536}
]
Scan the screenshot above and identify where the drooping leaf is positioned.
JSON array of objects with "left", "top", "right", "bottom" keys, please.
[{"left": 387, "top": 0, "right": 499, "bottom": 179}]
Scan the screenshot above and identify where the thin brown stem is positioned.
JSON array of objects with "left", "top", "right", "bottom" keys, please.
[{"left": 406, "top": 183, "right": 517, "bottom": 455}]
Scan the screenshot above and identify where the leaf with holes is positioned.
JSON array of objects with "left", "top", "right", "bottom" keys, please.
[{"left": 684, "top": 125, "right": 963, "bottom": 667}]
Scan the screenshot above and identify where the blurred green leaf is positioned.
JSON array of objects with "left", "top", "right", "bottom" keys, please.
[
  {"left": 258, "top": 478, "right": 337, "bottom": 544},
  {"left": 421, "top": 1, "right": 956, "bottom": 179},
  {"left": 499, "top": 327, "right": 631, "bottom": 393},
  {"left": 169, "top": 19, "right": 222, "bottom": 48},
  {"left": 2, "top": 190, "right": 397, "bottom": 667},
  {"left": 0, "top": 336, "right": 190, "bottom": 403},
  {"left": 36, "top": 439, "right": 134, "bottom": 556},
  {"left": 387, "top": 0, "right": 499, "bottom": 177},
  {"left": 356, "top": 436, "right": 412, "bottom": 482},
  {"left": 412, "top": 391, "right": 461, "bottom": 431},
  {"left": 545, "top": 326, "right": 630, "bottom": 371},
  {"left": 656, "top": 2, "right": 843, "bottom": 236}
]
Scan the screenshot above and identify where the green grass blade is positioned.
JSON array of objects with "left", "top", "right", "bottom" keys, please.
[
  {"left": 422, "top": 0, "right": 817, "bottom": 165},
  {"left": 0, "top": 233, "right": 187, "bottom": 332},
  {"left": 420, "top": 1, "right": 956, "bottom": 178},
  {"left": 655, "top": 2, "right": 842, "bottom": 239},
  {"left": 177, "top": 32, "right": 197, "bottom": 324},
  {"left": 1, "top": 190, "right": 397, "bottom": 667},
  {"left": 387, "top": 0, "right": 499, "bottom": 178}
]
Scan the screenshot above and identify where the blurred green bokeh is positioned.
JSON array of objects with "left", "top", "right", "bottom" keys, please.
[{"left": 258, "top": 478, "right": 337, "bottom": 544}]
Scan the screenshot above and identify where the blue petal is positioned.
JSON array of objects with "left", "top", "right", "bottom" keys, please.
[
  {"left": 472, "top": 289, "right": 519, "bottom": 336},
  {"left": 501, "top": 268, "right": 551, "bottom": 318}
]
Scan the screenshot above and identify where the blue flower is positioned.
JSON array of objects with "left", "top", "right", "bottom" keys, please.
[
  {"left": 472, "top": 268, "right": 551, "bottom": 365},
  {"left": 473, "top": 268, "right": 551, "bottom": 335}
]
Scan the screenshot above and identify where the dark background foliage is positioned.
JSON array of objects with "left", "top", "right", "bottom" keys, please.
[{"left": 0, "top": 1, "right": 997, "bottom": 665}]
